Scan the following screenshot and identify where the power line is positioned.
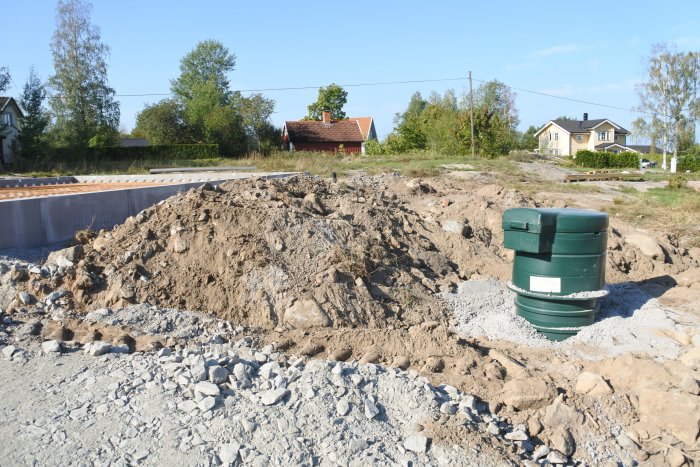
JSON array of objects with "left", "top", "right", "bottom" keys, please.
[{"left": 43, "top": 73, "right": 663, "bottom": 119}]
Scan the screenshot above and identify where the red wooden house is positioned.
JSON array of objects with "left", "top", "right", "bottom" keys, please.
[{"left": 282, "top": 111, "right": 376, "bottom": 154}]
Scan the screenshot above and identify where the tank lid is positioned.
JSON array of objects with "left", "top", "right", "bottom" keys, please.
[{"left": 502, "top": 208, "right": 608, "bottom": 234}]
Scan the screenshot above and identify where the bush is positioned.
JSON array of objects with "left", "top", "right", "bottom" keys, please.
[
  {"left": 678, "top": 155, "right": 700, "bottom": 172},
  {"left": 668, "top": 175, "right": 687, "bottom": 189},
  {"left": 51, "top": 144, "right": 220, "bottom": 163},
  {"left": 573, "top": 150, "right": 639, "bottom": 168}
]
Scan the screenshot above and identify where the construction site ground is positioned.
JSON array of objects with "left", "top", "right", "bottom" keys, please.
[{"left": 0, "top": 160, "right": 698, "bottom": 466}]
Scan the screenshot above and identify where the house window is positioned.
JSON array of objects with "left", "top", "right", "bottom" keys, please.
[
  {"left": 554, "top": 133, "right": 559, "bottom": 141},
  {"left": 548, "top": 133, "right": 552, "bottom": 141},
  {"left": 3, "top": 114, "right": 11, "bottom": 126},
  {"left": 599, "top": 131, "right": 610, "bottom": 141},
  {"left": 575, "top": 135, "right": 583, "bottom": 143}
]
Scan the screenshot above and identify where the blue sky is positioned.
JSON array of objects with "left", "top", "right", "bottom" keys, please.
[{"left": 3, "top": 0, "right": 700, "bottom": 140}]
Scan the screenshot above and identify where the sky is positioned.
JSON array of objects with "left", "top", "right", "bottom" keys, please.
[{"left": 3, "top": 0, "right": 700, "bottom": 141}]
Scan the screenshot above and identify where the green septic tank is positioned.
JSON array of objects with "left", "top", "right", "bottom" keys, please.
[{"left": 502, "top": 208, "right": 609, "bottom": 341}]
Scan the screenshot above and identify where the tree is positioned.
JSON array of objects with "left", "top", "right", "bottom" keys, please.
[
  {"left": 519, "top": 125, "right": 539, "bottom": 151},
  {"left": 635, "top": 43, "right": 700, "bottom": 171},
  {"left": 306, "top": 83, "right": 348, "bottom": 120},
  {"left": 0, "top": 67, "right": 10, "bottom": 140},
  {"left": 49, "top": 0, "right": 119, "bottom": 149},
  {"left": 237, "top": 93, "right": 276, "bottom": 152},
  {"left": 133, "top": 99, "right": 189, "bottom": 145},
  {"left": 18, "top": 68, "right": 50, "bottom": 160}
]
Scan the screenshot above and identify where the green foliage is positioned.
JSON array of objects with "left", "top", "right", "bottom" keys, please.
[
  {"left": 573, "top": 150, "right": 639, "bottom": 168},
  {"left": 18, "top": 68, "right": 51, "bottom": 162},
  {"left": 383, "top": 81, "right": 519, "bottom": 157},
  {"left": 171, "top": 40, "right": 236, "bottom": 106},
  {"left": 306, "top": 83, "right": 348, "bottom": 121},
  {"left": 667, "top": 175, "right": 687, "bottom": 189},
  {"left": 0, "top": 66, "right": 11, "bottom": 139},
  {"left": 678, "top": 155, "right": 700, "bottom": 172},
  {"left": 519, "top": 125, "right": 539, "bottom": 151},
  {"left": 364, "top": 138, "right": 384, "bottom": 156},
  {"left": 133, "top": 99, "right": 190, "bottom": 145},
  {"left": 50, "top": 144, "right": 219, "bottom": 163},
  {"left": 49, "top": 0, "right": 120, "bottom": 150}
]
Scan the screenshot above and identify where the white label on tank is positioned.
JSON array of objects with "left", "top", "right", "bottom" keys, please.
[{"left": 530, "top": 276, "right": 561, "bottom": 293}]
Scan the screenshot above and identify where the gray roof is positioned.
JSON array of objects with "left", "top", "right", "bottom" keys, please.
[
  {"left": 0, "top": 96, "right": 23, "bottom": 117},
  {"left": 552, "top": 118, "right": 629, "bottom": 135},
  {"left": 626, "top": 145, "right": 663, "bottom": 155}
]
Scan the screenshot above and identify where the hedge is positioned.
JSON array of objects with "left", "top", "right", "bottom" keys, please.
[
  {"left": 678, "top": 155, "right": 700, "bottom": 173},
  {"left": 51, "top": 144, "right": 220, "bottom": 162},
  {"left": 573, "top": 150, "right": 639, "bottom": 168}
]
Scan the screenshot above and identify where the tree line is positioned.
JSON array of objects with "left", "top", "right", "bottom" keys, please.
[{"left": 2, "top": 1, "right": 698, "bottom": 165}]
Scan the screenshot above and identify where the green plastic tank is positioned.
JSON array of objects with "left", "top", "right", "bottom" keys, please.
[{"left": 502, "top": 208, "right": 609, "bottom": 341}]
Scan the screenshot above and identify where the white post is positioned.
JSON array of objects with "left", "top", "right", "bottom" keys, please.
[{"left": 670, "top": 156, "right": 677, "bottom": 173}]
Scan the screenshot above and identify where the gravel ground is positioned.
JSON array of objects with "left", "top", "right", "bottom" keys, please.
[
  {"left": 442, "top": 278, "right": 692, "bottom": 360},
  {"left": 0, "top": 327, "right": 522, "bottom": 466}
]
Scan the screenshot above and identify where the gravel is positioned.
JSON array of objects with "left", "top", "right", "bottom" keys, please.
[{"left": 442, "top": 278, "right": 689, "bottom": 360}]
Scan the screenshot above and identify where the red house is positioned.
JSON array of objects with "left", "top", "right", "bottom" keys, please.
[{"left": 282, "top": 111, "right": 376, "bottom": 154}]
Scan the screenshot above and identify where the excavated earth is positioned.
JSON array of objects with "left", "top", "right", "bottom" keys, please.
[{"left": 2, "top": 171, "right": 700, "bottom": 466}]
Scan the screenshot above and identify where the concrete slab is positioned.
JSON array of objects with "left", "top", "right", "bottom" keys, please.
[{"left": 0, "top": 172, "right": 299, "bottom": 249}]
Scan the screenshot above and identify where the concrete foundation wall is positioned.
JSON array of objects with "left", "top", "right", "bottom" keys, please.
[{"left": 0, "top": 173, "right": 296, "bottom": 249}]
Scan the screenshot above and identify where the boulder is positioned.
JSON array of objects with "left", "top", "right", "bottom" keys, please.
[
  {"left": 500, "top": 377, "right": 557, "bottom": 410},
  {"left": 679, "top": 347, "right": 700, "bottom": 370},
  {"left": 542, "top": 397, "right": 585, "bottom": 427},
  {"left": 575, "top": 372, "right": 613, "bottom": 396},
  {"left": 639, "top": 389, "right": 699, "bottom": 445},
  {"left": 625, "top": 232, "right": 664, "bottom": 260},
  {"left": 284, "top": 299, "right": 331, "bottom": 329}
]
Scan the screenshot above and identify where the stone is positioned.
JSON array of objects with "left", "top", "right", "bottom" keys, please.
[
  {"left": 546, "top": 450, "right": 568, "bottom": 464},
  {"left": 542, "top": 396, "right": 585, "bottom": 427},
  {"left": 504, "top": 430, "right": 529, "bottom": 441},
  {"left": 190, "top": 363, "right": 207, "bottom": 383},
  {"left": 549, "top": 427, "right": 575, "bottom": 456},
  {"left": 219, "top": 442, "right": 241, "bottom": 465},
  {"left": 303, "top": 193, "right": 326, "bottom": 215},
  {"left": 208, "top": 365, "right": 229, "bottom": 384},
  {"left": 528, "top": 417, "right": 543, "bottom": 436},
  {"left": 258, "top": 362, "right": 280, "bottom": 380},
  {"left": 439, "top": 402, "right": 457, "bottom": 416},
  {"left": 178, "top": 399, "right": 199, "bottom": 413},
  {"left": 403, "top": 434, "right": 429, "bottom": 453},
  {"left": 638, "top": 388, "right": 699, "bottom": 445},
  {"left": 89, "top": 341, "right": 112, "bottom": 356},
  {"left": 198, "top": 396, "right": 217, "bottom": 412},
  {"left": 47, "top": 246, "right": 83, "bottom": 267},
  {"left": 336, "top": 398, "right": 351, "bottom": 416},
  {"left": 18, "top": 292, "right": 35, "bottom": 305},
  {"left": 680, "top": 374, "right": 699, "bottom": 395},
  {"left": 170, "top": 236, "right": 189, "bottom": 254},
  {"left": 364, "top": 398, "right": 380, "bottom": 419},
  {"left": 679, "top": 347, "right": 700, "bottom": 370},
  {"left": 500, "top": 377, "right": 557, "bottom": 410},
  {"left": 2, "top": 345, "right": 17, "bottom": 358},
  {"left": 487, "top": 422, "right": 500, "bottom": 435},
  {"left": 328, "top": 347, "right": 352, "bottom": 361},
  {"left": 284, "top": 299, "right": 331, "bottom": 329},
  {"left": 666, "top": 448, "right": 687, "bottom": 467},
  {"left": 575, "top": 372, "right": 613, "bottom": 396},
  {"left": 442, "top": 220, "right": 466, "bottom": 236},
  {"left": 532, "top": 445, "right": 550, "bottom": 460},
  {"left": 194, "top": 381, "right": 221, "bottom": 397},
  {"left": 626, "top": 232, "right": 664, "bottom": 259},
  {"left": 488, "top": 349, "right": 528, "bottom": 379},
  {"left": 260, "top": 388, "right": 289, "bottom": 406},
  {"left": 359, "top": 352, "right": 381, "bottom": 365},
  {"left": 42, "top": 340, "right": 61, "bottom": 353}
]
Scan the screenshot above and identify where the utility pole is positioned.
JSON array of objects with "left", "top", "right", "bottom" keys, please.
[{"left": 469, "top": 70, "right": 475, "bottom": 158}]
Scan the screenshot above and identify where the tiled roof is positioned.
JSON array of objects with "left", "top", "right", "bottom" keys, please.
[
  {"left": 553, "top": 118, "right": 629, "bottom": 134},
  {"left": 285, "top": 120, "right": 365, "bottom": 143},
  {"left": 349, "top": 117, "right": 373, "bottom": 140},
  {"left": 0, "top": 97, "right": 9, "bottom": 110}
]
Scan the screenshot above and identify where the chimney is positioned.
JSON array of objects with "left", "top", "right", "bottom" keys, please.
[
  {"left": 583, "top": 112, "right": 588, "bottom": 121},
  {"left": 322, "top": 110, "right": 331, "bottom": 125}
]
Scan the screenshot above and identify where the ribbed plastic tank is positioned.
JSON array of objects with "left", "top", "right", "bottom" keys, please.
[{"left": 502, "top": 208, "right": 609, "bottom": 341}]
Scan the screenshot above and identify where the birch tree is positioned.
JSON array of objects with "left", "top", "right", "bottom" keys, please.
[
  {"left": 49, "top": 0, "right": 119, "bottom": 149},
  {"left": 636, "top": 44, "right": 700, "bottom": 171}
]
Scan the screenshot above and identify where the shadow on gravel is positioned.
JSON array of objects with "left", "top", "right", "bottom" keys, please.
[{"left": 596, "top": 275, "right": 677, "bottom": 321}]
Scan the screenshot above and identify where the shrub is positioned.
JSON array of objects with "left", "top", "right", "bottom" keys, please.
[
  {"left": 668, "top": 175, "right": 688, "bottom": 189},
  {"left": 51, "top": 144, "right": 220, "bottom": 163},
  {"left": 678, "top": 155, "right": 700, "bottom": 172},
  {"left": 573, "top": 150, "right": 638, "bottom": 168}
]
